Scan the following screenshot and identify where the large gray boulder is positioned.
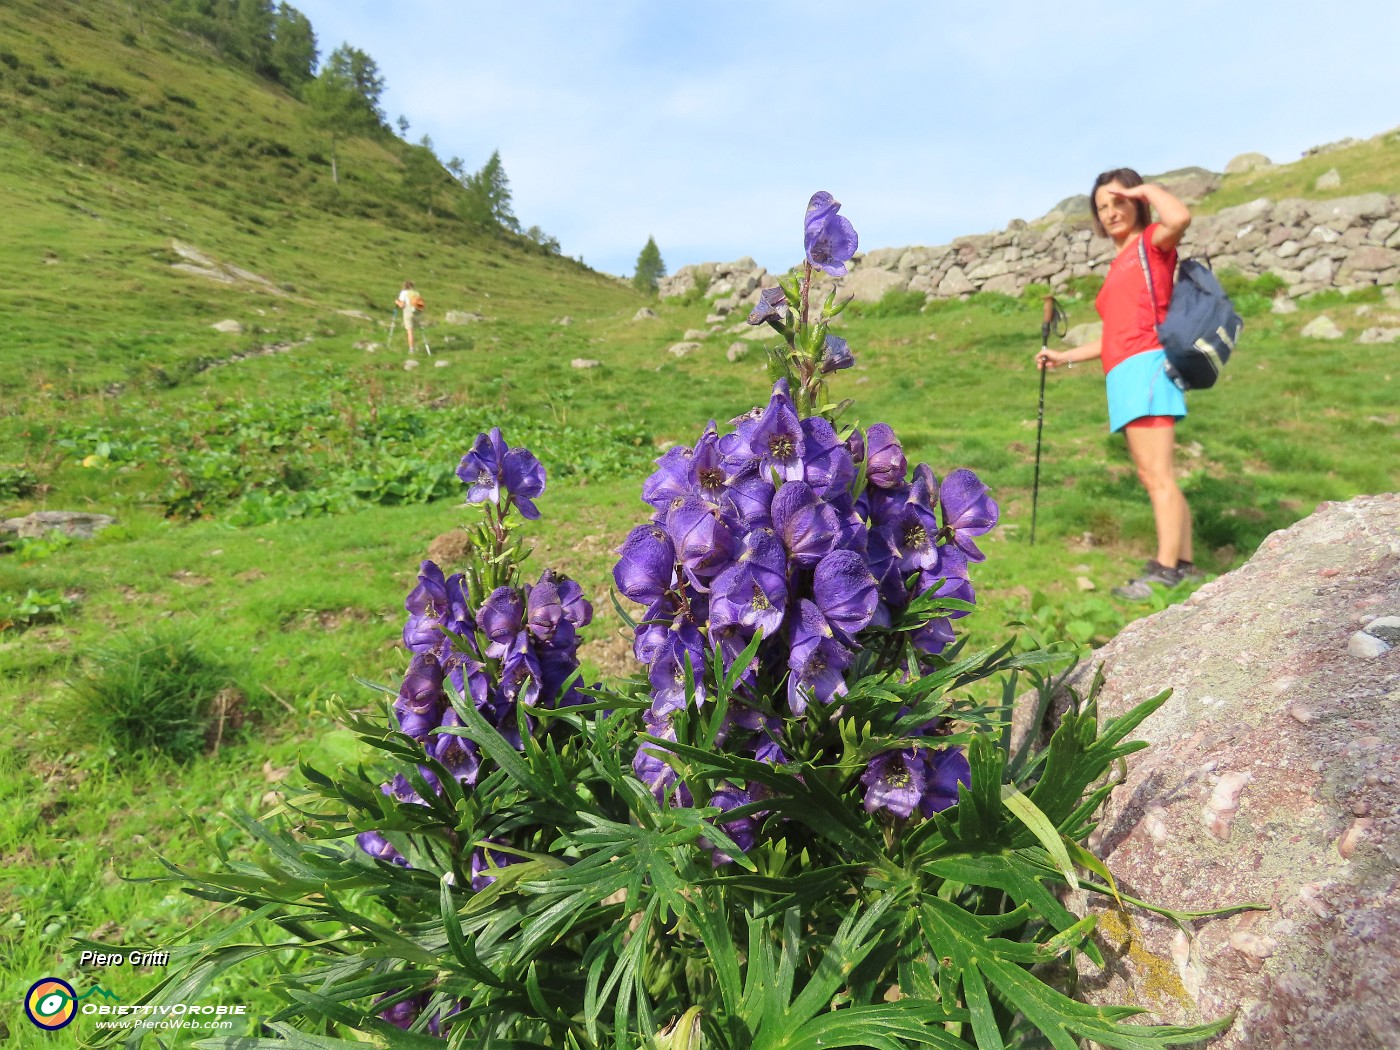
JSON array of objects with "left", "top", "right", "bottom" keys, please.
[{"left": 1019, "top": 494, "right": 1400, "bottom": 1049}]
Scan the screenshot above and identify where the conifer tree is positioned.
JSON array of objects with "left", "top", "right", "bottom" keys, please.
[
  {"left": 403, "top": 134, "right": 444, "bottom": 216},
  {"left": 633, "top": 236, "right": 666, "bottom": 294},
  {"left": 462, "top": 150, "right": 519, "bottom": 232},
  {"left": 270, "top": 3, "right": 317, "bottom": 88}
]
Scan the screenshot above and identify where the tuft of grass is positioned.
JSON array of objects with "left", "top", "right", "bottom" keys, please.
[{"left": 70, "top": 629, "right": 239, "bottom": 762}]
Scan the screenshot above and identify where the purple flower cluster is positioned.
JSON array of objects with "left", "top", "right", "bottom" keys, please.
[
  {"left": 357, "top": 435, "right": 591, "bottom": 870},
  {"left": 613, "top": 382, "right": 997, "bottom": 857}
]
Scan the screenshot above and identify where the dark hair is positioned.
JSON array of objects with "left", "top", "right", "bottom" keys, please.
[{"left": 1090, "top": 168, "right": 1150, "bottom": 237}]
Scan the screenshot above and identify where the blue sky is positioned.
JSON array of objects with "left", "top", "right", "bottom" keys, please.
[{"left": 293, "top": 1, "right": 1400, "bottom": 278}]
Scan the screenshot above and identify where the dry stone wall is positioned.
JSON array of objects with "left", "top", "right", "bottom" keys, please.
[{"left": 661, "top": 192, "right": 1400, "bottom": 311}]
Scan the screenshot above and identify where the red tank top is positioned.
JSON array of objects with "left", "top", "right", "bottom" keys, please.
[{"left": 1095, "top": 223, "right": 1176, "bottom": 373}]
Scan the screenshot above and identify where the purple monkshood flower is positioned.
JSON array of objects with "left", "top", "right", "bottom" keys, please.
[
  {"left": 864, "top": 423, "right": 907, "bottom": 490},
  {"left": 377, "top": 993, "right": 425, "bottom": 1030},
  {"left": 939, "top": 468, "right": 999, "bottom": 562},
  {"left": 750, "top": 381, "right": 805, "bottom": 482},
  {"left": 691, "top": 423, "right": 728, "bottom": 501},
  {"left": 920, "top": 747, "right": 972, "bottom": 817},
  {"left": 911, "top": 615, "right": 955, "bottom": 656},
  {"left": 634, "top": 707, "right": 694, "bottom": 806},
  {"left": 358, "top": 831, "right": 408, "bottom": 867},
  {"left": 788, "top": 599, "right": 853, "bottom": 714},
  {"left": 648, "top": 620, "right": 707, "bottom": 714},
  {"left": 524, "top": 573, "right": 577, "bottom": 650},
  {"left": 613, "top": 524, "right": 676, "bottom": 605},
  {"left": 432, "top": 708, "right": 482, "bottom": 786},
  {"left": 720, "top": 469, "right": 775, "bottom": 531},
  {"left": 478, "top": 587, "right": 527, "bottom": 659},
  {"left": 703, "top": 782, "right": 758, "bottom": 865},
  {"left": 771, "top": 481, "right": 840, "bottom": 567},
  {"left": 799, "top": 416, "right": 855, "bottom": 498},
  {"left": 470, "top": 840, "right": 522, "bottom": 891},
  {"left": 819, "top": 334, "right": 855, "bottom": 374},
  {"left": 642, "top": 445, "right": 694, "bottom": 514},
  {"left": 861, "top": 749, "right": 927, "bottom": 820},
  {"left": 666, "top": 494, "right": 734, "bottom": 586},
  {"left": 812, "top": 549, "right": 879, "bottom": 642},
  {"left": 918, "top": 546, "right": 975, "bottom": 618},
  {"left": 747, "top": 286, "right": 789, "bottom": 326},
  {"left": 403, "top": 561, "right": 474, "bottom": 654},
  {"left": 804, "top": 191, "right": 859, "bottom": 277},
  {"left": 710, "top": 528, "right": 788, "bottom": 638},
  {"left": 393, "top": 654, "right": 443, "bottom": 739},
  {"left": 455, "top": 428, "right": 546, "bottom": 520}
]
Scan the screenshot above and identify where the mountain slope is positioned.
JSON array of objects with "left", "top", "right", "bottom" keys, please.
[{"left": 0, "top": 0, "right": 639, "bottom": 394}]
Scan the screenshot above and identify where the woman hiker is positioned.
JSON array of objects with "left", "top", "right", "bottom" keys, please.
[
  {"left": 1035, "top": 168, "right": 1198, "bottom": 601},
  {"left": 395, "top": 280, "right": 425, "bottom": 353}
]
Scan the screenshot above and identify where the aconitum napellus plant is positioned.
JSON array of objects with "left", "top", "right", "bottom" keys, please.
[
  {"left": 150, "top": 193, "right": 1233, "bottom": 1050},
  {"left": 357, "top": 427, "right": 591, "bottom": 888},
  {"left": 615, "top": 192, "right": 998, "bottom": 859}
]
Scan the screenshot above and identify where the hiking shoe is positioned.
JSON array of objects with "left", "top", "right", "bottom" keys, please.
[
  {"left": 1176, "top": 560, "right": 1206, "bottom": 580},
  {"left": 1112, "top": 560, "right": 1184, "bottom": 601}
]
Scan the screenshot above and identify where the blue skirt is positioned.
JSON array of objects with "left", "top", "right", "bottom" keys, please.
[{"left": 1105, "top": 349, "right": 1187, "bottom": 433}]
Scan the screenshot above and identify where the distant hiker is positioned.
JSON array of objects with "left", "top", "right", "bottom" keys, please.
[
  {"left": 395, "top": 281, "right": 426, "bottom": 353},
  {"left": 1035, "top": 169, "right": 1196, "bottom": 600}
]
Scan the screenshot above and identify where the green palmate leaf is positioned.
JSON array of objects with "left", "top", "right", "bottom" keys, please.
[{"left": 918, "top": 898, "right": 1231, "bottom": 1050}]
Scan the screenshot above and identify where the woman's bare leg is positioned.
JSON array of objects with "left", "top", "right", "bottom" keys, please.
[{"left": 1124, "top": 424, "right": 1190, "bottom": 568}]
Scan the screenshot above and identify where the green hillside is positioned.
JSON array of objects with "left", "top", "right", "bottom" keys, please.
[
  {"left": 1, "top": 4, "right": 1397, "bottom": 1045},
  {"left": 0, "top": 0, "right": 636, "bottom": 395}
]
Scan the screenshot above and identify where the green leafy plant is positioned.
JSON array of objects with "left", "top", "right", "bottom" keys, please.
[
  {"left": 0, "top": 587, "right": 77, "bottom": 632},
  {"left": 0, "top": 464, "right": 40, "bottom": 499}
]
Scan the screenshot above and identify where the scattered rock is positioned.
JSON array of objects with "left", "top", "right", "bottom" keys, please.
[
  {"left": 554, "top": 316, "right": 572, "bottom": 326},
  {"left": 1314, "top": 168, "right": 1343, "bottom": 190},
  {"left": 683, "top": 329, "right": 708, "bottom": 341},
  {"left": 433, "top": 359, "right": 450, "bottom": 368},
  {"left": 353, "top": 341, "right": 381, "bottom": 351},
  {"left": 668, "top": 342, "right": 702, "bottom": 358},
  {"left": 1225, "top": 152, "right": 1272, "bottom": 175},
  {"left": 1357, "top": 327, "right": 1400, "bottom": 344},
  {"left": 1300, "top": 315, "right": 1344, "bottom": 340},
  {"left": 1064, "top": 322, "right": 1103, "bottom": 345},
  {"left": 444, "top": 311, "right": 485, "bottom": 324},
  {"left": 211, "top": 319, "right": 243, "bottom": 334},
  {"left": 1347, "top": 630, "right": 1391, "bottom": 658},
  {"left": 1076, "top": 576, "right": 1096, "bottom": 592},
  {"left": 633, "top": 307, "right": 657, "bottom": 321},
  {"left": 571, "top": 358, "right": 601, "bottom": 369},
  {"left": 726, "top": 343, "right": 749, "bottom": 363},
  {"left": 1271, "top": 297, "right": 1299, "bottom": 314},
  {"left": 1363, "top": 616, "right": 1400, "bottom": 644},
  {"left": 1, "top": 511, "right": 117, "bottom": 541},
  {"left": 403, "top": 359, "right": 419, "bottom": 370}
]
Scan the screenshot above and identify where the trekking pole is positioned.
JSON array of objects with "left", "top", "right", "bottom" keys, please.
[
  {"left": 387, "top": 307, "right": 398, "bottom": 352},
  {"left": 1031, "top": 294, "right": 1066, "bottom": 545}
]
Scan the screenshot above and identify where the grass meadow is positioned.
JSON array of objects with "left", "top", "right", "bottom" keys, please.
[{"left": 1, "top": 2, "right": 1398, "bottom": 1044}]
